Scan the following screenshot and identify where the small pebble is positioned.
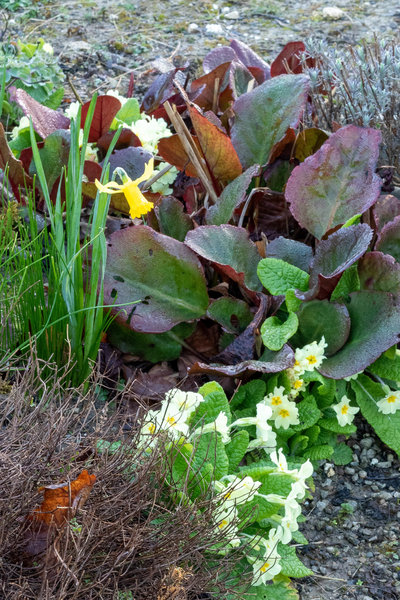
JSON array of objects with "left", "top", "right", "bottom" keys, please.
[
  {"left": 322, "top": 6, "right": 345, "bottom": 20},
  {"left": 360, "top": 437, "right": 374, "bottom": 449},
  {"left": 205, "top": 23, "right": 224, "bottom": 35},
  {"left": 187, "top": 23, "right": 200, "bottom": 33},
  {"left": 376, "top": 461, "right": 391, "bottom": 468},
  {"left": 224, "top": 10, "right": 240, "bottom": 19},
  {"left": 317, "top": 500, "right": 327, "bottom": 511},
  {"left": 359, "top": 470, "right": 367, "bottom": 478},
  {"left": 345, "top": 466, "right": 355, "bottom": 475}
]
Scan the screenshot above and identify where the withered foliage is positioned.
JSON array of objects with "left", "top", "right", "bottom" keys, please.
[{"left": 0, "top": 362, "right": 251, "bottom": 600}]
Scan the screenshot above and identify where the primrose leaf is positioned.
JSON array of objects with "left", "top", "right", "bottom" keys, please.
[
  {"left": 368, "top": 351, "right": 400, "bottom": 381},
  {"left": 185, "top": 225, "right": 262, "bottom": 291},
  {"left": 353, "top": 374, "right": 400, "bottom": 455},
  {"left": 225, "top": 430, "right": 250, "bottom": 472},
  {"left": 231, "top": 74, "right": 309, "bottom": 168},
  {"left": 257, "top": 258, "right": 309, "bottom": 295},
  {"left": 243, "top": 581, "right": 299, "bottom": 600},
  {"left": 104, "top": 225, "right": 208, "bottom": 333},
  {"left": 206, "top": 164, "right": 260, "bottom": 225},
  {"left": 191, "top": 432, "right": 229, "bottom": 480},
  {"left": 113, "top": 97, "right": 140, "bottom": 127},
  {"left": 331, "top": 443, "right": 353, "bottom": 465},
  {"left": 291, "top": 395, "right": 322, "bottom": 432},
  {"left": 292, "top": 300, "right": 351, "bottom": 355},
  {"left": 303, "top": 444, "right": 334, "bottom": 461},
  {"left": 376, "top": 215, "right": 400, "bottom": 262},
  {"left": 189, "top": 389, "right": 231, "bottom": 427},
  {"left": 319, "top": 291, "right": 400, "bottom": 379},
  {"left": 261, "top": 312, "right": 299, "bottom": 351},
  {"left": 278, "top": 544, "right": 313, "bottom": 578},
  {"left": 286, "top": 125, "right": 382, "bottom": 240},
  {"left": 319, "top": 417, "right": 356, "bottom": 435}
]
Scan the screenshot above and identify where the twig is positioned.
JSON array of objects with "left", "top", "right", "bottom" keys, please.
[
  {"left": 67, "top": 75, "right": 83, "bottom": 104},
  {"left": 142, "top": 163, "right": 173, "bottom": 191}
]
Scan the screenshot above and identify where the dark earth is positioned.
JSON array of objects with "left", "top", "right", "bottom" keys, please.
[{"left": 2, "top": 1, "right": 400, "bottom": 598}]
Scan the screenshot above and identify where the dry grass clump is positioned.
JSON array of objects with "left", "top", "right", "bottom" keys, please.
[{"left": 0, "top": 362, "right": 249, "bottom": 600}]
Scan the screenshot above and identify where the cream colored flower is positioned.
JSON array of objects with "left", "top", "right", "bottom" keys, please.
[
  {"left": 333, "top": 395, "right": 360, "bottom": 426},
  {"left": 273, "top": 400, "right": 299, "bottom": 430},
  {"left": 376, "top": 390, "right": 400, "bottom": 414},
  {"left": 294, "top": 337, "right": 328, "bottom": 372},
  {"left": 264, "top": 386, "right": 289, "bottom": 417},
  {"left": 131, "top": 114, "right": 172, "bottom": 153}
]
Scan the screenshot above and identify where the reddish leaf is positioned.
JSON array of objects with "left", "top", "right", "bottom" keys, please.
[
  {"left": 81, "top": 95, "right": 121, "bottom": 143},
  {"left": 358, "top": 251, "right": 400, "bottom": 293},
  {"left": 373, "top": 194, "right": 400, "bottom": 232},
  {"left": 23, "top": 470, "right": 96, "bottom": 557},
  {"left": 158, "top": 134, "right": 202, "bottom": 178},
  {"left": 286, "top": 125, "right": 382, "bottom": 240},
  {"left": 9, "top": 87, "right": 70, "bottom": 138},
  {"left": 97, "top": 128, "right": 142, "bottom": 152},
  {"left": 0, "top": 123, "right": 34, "bottom": 200},
  {"left": 190, "top": 62, "right": 231, "bottom": 111},
  {"left": 141, "top": 69, "right": 186, "bottom": 113},
  {"left": 229, "top": 39, "right": 271, "bottom": 81},
  {"left": 188, "top": 105, "right": 242, "bottom": 184},
  {"left": 270, "top": 41, "right": 314, "bottom": 77},
  {"left": 203, "top": 47, "right": 236, "bottom": 73},
  {"left": 375, "top": 215, "right": 400, "bottom": 263}
]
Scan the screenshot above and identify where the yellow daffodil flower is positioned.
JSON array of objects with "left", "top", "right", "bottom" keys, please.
[{"left": 95, "top": 159, "right": 154, "bottom": 219}]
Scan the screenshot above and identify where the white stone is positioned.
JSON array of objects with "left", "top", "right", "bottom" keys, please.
[
  {"left": 224, "top": 10, "right": 240, "bottom": 19},
  {"left": 188, "top": 22, "right": 200, "bottom": 33},
  {"left": 205, "top": 23, "right": 224, "bottom": 36},
  {"left": 322, "top": 6, "right": 345, "bottom": 20}
]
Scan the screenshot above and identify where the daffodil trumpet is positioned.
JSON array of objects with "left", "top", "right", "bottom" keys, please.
[{"left": 95, "top": 159, "right": 154, "bottom": 220}]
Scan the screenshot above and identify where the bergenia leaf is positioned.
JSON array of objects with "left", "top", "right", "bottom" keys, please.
[
  {"left": 292, "top": 299, "right": 351, "bottom": 355},
  {"left": 375, "top": 215, "right": 400, "bottom": 263},
  {"left": 231, "top": 74, "right": 309, "bottom": 168},
  {"left": 9, "top": 87, "right": 70, "bottom": 138},
  {"left": 80, "top": 95, "right": 122, "bottom": 142},
  {"left": 358, "top": 251, "right": 400, "bottom": 293},
  {"left": 185, "top": 225, "right": 262, "bottom": 292},
  {"left": 286, "top": 125, "right": 382, "bottom": 240},
  {"left": 266, "top": 237, "right": 313, "bottom": 272},
  {"left": 206, "top": 164, "right": 259, "bottom": 225}
]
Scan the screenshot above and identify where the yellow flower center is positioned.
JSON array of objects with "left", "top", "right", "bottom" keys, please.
[
  {"left": 167, "top": 416, "right": 176, "bottom": 425},
  {"left": 148, "top": 423, "right": 156, "bottom": 434},
  {"left": 341, "top": 405, "right": 349, "bottom": 415},
  {"left": 271, "top": 396, "right": 282, "bottom": 405},
  {"left": 260, "top": 562, "right": 270, "bottom": 573},
  {"left": 294, "top": 360, "right": 300, "bottom": 367},
  {"left": 224, "top": 491, "right": 232, "bottom": 500},
  {"left": 218, "top": 519, "right": 228, "bottom": 529},
  {"left": 279, "top": 409, "right": 290, "bottom": 418},
  {"left": 387, "top": 395, "right": 396, "bottom": 403},
  {"left": 307, "top": 355, "right": 317, "bottom": 365},
  {"left": 294, "top": 379, "right": 303, "bottom": 389}
]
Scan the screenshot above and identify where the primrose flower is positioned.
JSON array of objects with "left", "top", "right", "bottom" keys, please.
[
  {"left": 333, "top": 395, "right": 360, "bottom": 426},
  {"left": 95, "top": 159, "right": 154, "bottom": 219},
  {"left": 294, "top": 337, "right": 328, "bottom": 373},
  {"left": 264, "top": 386, "right": 290, "bottom": 417},
  {"left": 164, "top": 388, "right": 203, "bottom": 417},
  {"left": 220, "top": 476, "right": 262, "bottom": 507},
  {"left": 193, "top": 411, "right": 231, "bottom": 443},
  {"left": 156, "top": 401, "right": 190, "bottom": 440},
  {"left": 270, "top": 448, "right": 289, "bottom": 473},
  {"left": 279, "top": 501, "right": 300, "bottom": 544},
  {"left": 131, "top": 114, "right": 172, "bottom": 153},
  {"left": 251, "top": 528, "right": 282, "bottom": 585},
  {"left": 65, "top": 101, "right": 81, "bottom": 120},
  {"left": 232, "top": 402, "right": 276, "bottom": 450},
  {"left": 214, "top": 504, "right": 238, "bottom": 537},
  {"left": 42, "top": 42, "right": 54, "bottom": 55},
  {"left": 376, "top": 389, "right": 400, "bottom": 414},
  {"left": 106, "top": 89, "right": 127, "bottom": 105},
  {"left": 273, "top": 399, "right": 299, "bottom": 430}
]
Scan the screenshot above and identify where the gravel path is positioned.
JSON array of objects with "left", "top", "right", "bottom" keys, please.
[{"left": 3, "top": 1, "right": 400, "bottom": 599}]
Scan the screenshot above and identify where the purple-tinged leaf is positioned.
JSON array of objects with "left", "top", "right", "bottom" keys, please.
[
  {"left": 156, "top": 196, "right": 193, "bottom": 242},
  {"left": 358, "top": 251, "right": 400, "bottom": 293},
  {"left": 206, "top": 164, "right": 260, "bottom": 225},
  {"left": 189, "top": 345, "right": 294, "bottom": 378},
  {"left": 81, "top": 95, "right": 121, "bottom": 143},
  {"left": 203, "top": 46, "right": 237, "bottom": 73},
  {"left": 104, "top": 226, "right": 208, "bottom": 333},
  {"left": 103, "top": 146, "right": 153, "bottom": 180},
  {"left": 292, "top": 300, "right": 350, "bottom": 355},
  {"left": 141, "top": 69, "right": 186, "bottom": 113},
  {"left": 230, "top": 39, "right": 271, "bottom": 81},
  {"left": 9, "top": 87, "right": 70, "bottom": 138},
  {"left": 185, "top": 225, "right": 262, "bottom": 292},
  {"left": 266, "top": 237, "right": 313, "bottom": 272},
  {"left": 298, "top": 224, "right": 373, "bottom": 300},
  {"left": 231, "top": 74, "right": 309, "bottom": 168},
  {"left": 375, "top": 215, "right": 400, "bottom": 263},
  {"left": 270, "top": 41, "right": 313, "bottom": 77},
  {"left": 286, "top": 125, "right": 382, "bottom": 240},
  {"left": 373, "top": 194, "right": 400, "bottom": 231},
  {"left": 319, "top": 291, "right": 400, "bottom": 379}
]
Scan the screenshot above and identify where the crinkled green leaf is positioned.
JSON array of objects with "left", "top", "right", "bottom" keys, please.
[
  {"left": 192, "top": 432, "right": 229, "bottom": 479},
  {"left": 257, "top": 258, "right": 309, "bottom": 295},
  {"left": 261, "top": 312, "right": 299, "bottom": 351},
  {"left": 244, "top": 581, "right": 299, "bottom": 600},
  {"left": 226, "top": 430, "right": 250, "bottom": 472},
  {"left": 303, "top": 444, "right": 334, "bottom": 461},
  {"left": 189, "top": 389, "right": 231, "bottom": 427},
  {"left": 292, "top": 396, "right": 321, "bottom": 432},
  {"left": 231, "top": 380, "right": 267, "bottom": 410},
  {"left": 368, "top": 351, "right": 400, "bottom": 381},
  {"left": 331, "top": 443, "right": 353, "bottom": 465},
  {"left": 319, "top": 417, "right": 356, "bottom": 435},
  {"left": 278, "top": 544, "right": 313, "bottom": 578},
  {"left": 353, "top": 374, "right": 400, "bottom": 456}
]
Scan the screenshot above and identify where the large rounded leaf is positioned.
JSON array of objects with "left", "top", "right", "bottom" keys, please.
[
  {"left": 292, "top": 299, "right": 350, "bottom": 355},
  {"left": 104, "top": 226, "right": 209, "bottom": 333},
  {"left": 376, "top": 215, "right": 400, "bottom": 263},
  {"left": 286, "top": 125, "right": 382, "bottom": 240},
  {"left": 319, "top": 291, "right": 400, "bottom": 379}
]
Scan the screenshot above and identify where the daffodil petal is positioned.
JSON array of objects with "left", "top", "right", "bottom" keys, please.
[
  {"left": 123, "top": 181, "right": 154, "bottom": 219},
  {"left": 95, "top": 179, "right": 123, "bottom": 194},
  {"left": 132, "top": 158, "right": 154, "bottom": 186}
]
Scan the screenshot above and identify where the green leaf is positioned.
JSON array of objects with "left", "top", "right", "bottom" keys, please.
[
  {"left": 319, "top": 417, "right": 356, "bottom": 435},
  {"left": 331, "top": 264, "right": 360, "bottom": 300},
  {"left": 285, "top": 289, "right": 302, "bottom": 312},
  {"left": 43, "top": 87, "right": 65, "bottom": 110},
  {"left": 112, "top": 98, "right": 140, "bottom": 127},
  {"left": 290, "top": 434, "right": 309, "bottom": 454},
  {"left": 199, "top": 381, "right": 224, "bottom": 397},
  {"left": 243, "top": 581, "right": 299, "bottom": 600},
  {"left": 104, "top": 225, "right": 209, "bottom": 333},
  {"left": 231, "top": 379, "right": 267, "bottom": 410},
  {"left": 156, "top": 196, "right": 193, "bottom": 242},
  {"left": 368, "top": 352, "right": 400, "bottom": 381},
  {"left": 106, "top": 321, "right": 195, "bottom": 362},
  {"left": 278, "top": 544, "right": 313, "bottom": 578},
  {"left": 331, "top": 443, "right": 353, "bottom": 465},
  {"left": 206, "top": 164, "right": 259, "bottom": 225},
  {"left": 292, "top": 300, "right": 350, "bottom": 356},
  {"left": 319, "top": 291, "right": 400, "bottom": 379},
  {"left": 303, "top": 425, "right": 320, "bottom": 445},
  {"left": 291, "top": 530, "right": 308, "bottom": 545},
  {"left": 226, "top": 430, "right": 250, "bottom": 471},
  {"left": 257, "top": 258, "right": 309, "bottom": 295},
  {"left": 231, "top": 74, "right": 309, "bottom": 168},
  {"left": 292, "top": 396, "right": 321, "bottom": 432},
  {"left": 189, "top": 389, "right": 231, "bottom": 427},
  {"left": 353, "top": 374, "right": 400, "bottom": 456},
  {"left": 192, "top": 432, "right": 229, "bottom": 479},
  {"left": 261, "top": 312, "right": 299, "bottom": 351},
  {"left": 303, "top": 445, "right": 334, "bottom": 461},
  {"left": 29, "top": 129, "right": 70, "bottom": 192},
  {"left": 208, "top": 297, "right": 253, "bottom": 334}
]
